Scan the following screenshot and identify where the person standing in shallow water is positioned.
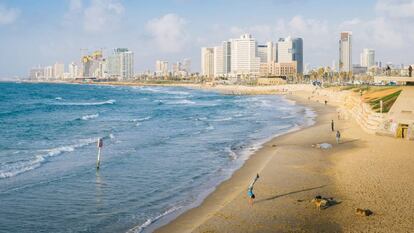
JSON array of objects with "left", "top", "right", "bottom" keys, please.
[
  {"left": 336, "top": 130, "right": 341, "bottom": 144},
  {"left": 247, "top": 174, "right": 260, "bottom": 205}
]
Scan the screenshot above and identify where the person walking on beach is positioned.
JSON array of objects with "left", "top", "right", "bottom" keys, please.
[
  {"left": 336, "top": 130, "right": 341, "bottom": 144},
  {"left": 331, "top": 120, "right": 335, "bottom": 132},
  {"left": 247, "top": 173, "right": 260, "bottom": 205},
  {"left": 409, "top": 65, "right": 413, "bottom": 77}
]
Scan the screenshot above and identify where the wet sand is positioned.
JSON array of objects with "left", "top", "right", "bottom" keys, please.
[{"left": 155, "top": 90, "right": 414, "bottom": 233}]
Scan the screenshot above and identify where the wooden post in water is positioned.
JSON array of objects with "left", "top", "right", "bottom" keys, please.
[{"left": 96, "top": 138, "right": 103, "bottom": 170}]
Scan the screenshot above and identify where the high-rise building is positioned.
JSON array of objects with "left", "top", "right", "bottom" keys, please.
[
  {"left": 182, "top": 58, "right": 191, "bottom": 74},
  {"left": 213, "top": 41, "right": 232, "bottom": 77},
  {"left": 201, "top": 47, "right": 214, "bottom": 77},
  {"left": 230, "top": 34, "right": 261, "bottom": 76},
  {"left": 68, "top": 62, "right": 79, "bottom": 79},
  {"left": 257, "top": 44, "right": 268, "bottom": 63},
  {"left": 53, "top": 63, "right": 65, "bottom": 79},
  {"left": 29, "top": 66, "right": 44, "bottom": 80},
  {"left": 277, "top": 37, "right": 303, "bottom": 74},
  {"left": 214, "top": 45, "right": 224, "bottom": 77},
  {"left": 82, "top": 50, "right": 104, "bottom": 79},
  {"left": 172, "top": 62, "right": 181, "bottom": 76},
  {"left": 360, "top": 48, "right": 375, "bottom": 68},
  {"left": 107, "top": 48, "right": 134, "bottom": 80},
  {"left": 155, "top": 60, "right": 169, "bottom": 76},
  {"left": 339, "top": 31, "right": 352, "bottom": 72},
  {"left": 44, "top": 66, "right": 54, "bottom": 79},
  {"left": 223, "top": 41, "right": 231, "bottom": 74},
  {"left": 257, "top": 42, "right": 276, "bottom": 63}
]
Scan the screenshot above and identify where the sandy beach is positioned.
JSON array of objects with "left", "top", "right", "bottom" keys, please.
[{"left": 154, "top": 87, "right": 414, "bottom": 233}]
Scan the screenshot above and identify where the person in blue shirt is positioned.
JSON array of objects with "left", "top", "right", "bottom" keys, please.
[{"left": 247, "top": 173, "right": 260, "bottom": 205}]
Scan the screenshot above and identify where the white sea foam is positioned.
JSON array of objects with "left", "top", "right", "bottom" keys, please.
[
  {"left": 57, "top": 99, "right": 116, "bottom": 106},
  {"left": 0, "top": 138, "right": 99, "bottom": 179},
  {"left": 210, "top": 117, "right": 232, "bottom": 122},
  {"left": 137, "top": 87, "right": 190, "bottom": 96},
  {"left": 80, "top": 113, "right": 99, "bottom": 120},
  {"left": 225, "top": 147, "right": 238, "bottom": 160},
  {"left": 55, "top": 97, "right": 63, "bottom": 100},
  {"left": 165, "top": 99, "right": 196, "bottom": 105},
  {"left": 132, "top": 116, "right": 152, "bottom": 122},
  {"left": 126, "top": 206, "right": 182, "bottom": 233}
]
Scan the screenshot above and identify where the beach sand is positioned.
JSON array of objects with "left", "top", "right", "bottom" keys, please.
[{"left": 155, "top": 90, "right": 414, "bottom": 233}]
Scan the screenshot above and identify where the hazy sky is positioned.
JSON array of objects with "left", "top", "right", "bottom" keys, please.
[{"left": 0, "top": 0, "right": 414, "bottom": 78}]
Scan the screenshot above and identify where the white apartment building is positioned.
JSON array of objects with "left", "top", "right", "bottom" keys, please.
[
  {"left": 53, "top": 63, "right": 65, "bottom": 79},
  {"left": 44, "top": 66, "right": 54, "bottom": 80},
  {"left": 230, "top": 34, "right": 260, "bottom": 76},
  {"left": 214, "top": 45, "right": 224, "bottom": 77},
  {"left": 155, "top": 60, "right": 169, "bottom": 76},
  {"left": 68, "top": 62, "right": 79, "bottom": 79},
  {"left": 339, "top": 31, "right": 352, "bottom": 72},
  {"left": 257, "top": 42, "right": 276, "bottom": 63},
  {"left": 201, "top": 47, "right": 214, "bottom": 77},
  {"left": 360, "top": 48, "right": 375, "bottom": 68},
  {"left": 107, "top": 48, "right": 134, "bottom": 80}
]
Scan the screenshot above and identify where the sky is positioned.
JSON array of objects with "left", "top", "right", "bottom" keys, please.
[{"left": 0, "top": 0, "right": 414, "bottom": 78}]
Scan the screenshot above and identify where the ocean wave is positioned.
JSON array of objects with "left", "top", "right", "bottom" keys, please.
[
  {"left": 132, "top": 116, "right": 152, "bottom": 122},
  {"left": 0, "top": 138, "right": 99, "bottom": 179},
  {"left": 80, "top": 113, "right": 99, "bottom": 120},
  {"left": 138, "top": 87, "right": 190, "bottom": 96},
  {"left": 210, "top": 117, "right": 233, "bottom": 122},
  {"left": 55, "top": 97, "right": 63, "bottom": 100},
  {"left": 225, "top": 147, "right": 238, "bottom": 160},
  {"left": 56, "top": 99, "right": 116, "bottom": 106},
  {"left": 164, "top": 99, "right": 196, "bottom": 105},
  {"left": 127, "top": 206, "right": 182, "bottom": 233}
]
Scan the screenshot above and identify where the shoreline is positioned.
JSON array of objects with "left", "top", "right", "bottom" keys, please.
[
  {"left": 153, "top": 86, "right": 414, "bottom": 232},
  {"left": 139, "top": 95, "right": 317, "bottom": 233},
  {"left": 153, "top": 93, "right": 336, "bottom": 233},
  {"left": 10, "top": 81, "right": 414, "bottom": 232}
]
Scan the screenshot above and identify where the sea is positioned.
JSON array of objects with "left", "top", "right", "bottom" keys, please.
[{"left": 0, "top": 82, "right": 315, "bottom": 233}]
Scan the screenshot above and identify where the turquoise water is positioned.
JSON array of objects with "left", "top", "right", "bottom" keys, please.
[{"left": 0, "top": 82, "right": 314, "bottom": 233}]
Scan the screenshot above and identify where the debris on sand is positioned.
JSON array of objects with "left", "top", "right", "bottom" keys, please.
[
  {"left": 356, "top": 208, "right": 373, "bottom": 216},
  {"left": 311, "top": 195, "right": 340, "bottom": 210},
  {"left": 312, "top": 143, "right": 332, "bottom": 149},
  {"left": 272, "top": 144, "right": 277, "bottom": 148}
]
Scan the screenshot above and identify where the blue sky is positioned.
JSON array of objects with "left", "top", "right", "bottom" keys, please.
[{"left": 0, "top": 0, "right": 413, "bottom": 78}]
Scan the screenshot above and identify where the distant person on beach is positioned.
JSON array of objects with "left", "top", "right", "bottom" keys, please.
[
  {"left": 336, "top": 130, "right": 341, "bottom": 144},
  {"left": 386, "top": 65, "right": 391, "bottom": 76},
  {"left": 324, "top": 100, "right": 328, "bottom": 105},
  {"left": 247, "top": 173, "right": 260, "bottom": 205},
  {"left": 331, "top": 120, "right": 335, "bottom": 132},
  {"left": 409, "top": 65, "right": 413, "bottom": 77}
]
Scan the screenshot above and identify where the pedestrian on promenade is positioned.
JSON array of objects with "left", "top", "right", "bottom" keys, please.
[
  {"left": 409, "top": 65, "right": 413, "bottom": 77},
  {"left": 336, "top": 130, "right": 341, "bottom": 144},
  {"left": 247, "top": 173, "right": 260, "bottom": 205},
  {"left": 331, "top": 120, "right": 335, "bottom": 132}
]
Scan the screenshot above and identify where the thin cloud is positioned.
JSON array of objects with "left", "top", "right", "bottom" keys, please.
[
  {"left": 64, "top": 0, "right": 125, "bottom": 33},
  {"left": 0, "top": 4, "right": 20, "bottom": 25},
  {"left": 146, "top": 13, "right": 189, "bottom": 53}
]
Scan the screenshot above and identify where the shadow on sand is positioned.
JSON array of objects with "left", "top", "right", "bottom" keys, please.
[{"left": 255, "top": 185, "right": 327, "bottom": 204}]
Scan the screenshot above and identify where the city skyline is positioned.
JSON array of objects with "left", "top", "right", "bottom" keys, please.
[{"left": 1, "top": 0, "right": 414, "bottom": 78}]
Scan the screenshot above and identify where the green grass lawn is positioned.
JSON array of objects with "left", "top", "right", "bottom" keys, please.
[{"left": 368, "top": 90, "right": 402, "bottom": 113}]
